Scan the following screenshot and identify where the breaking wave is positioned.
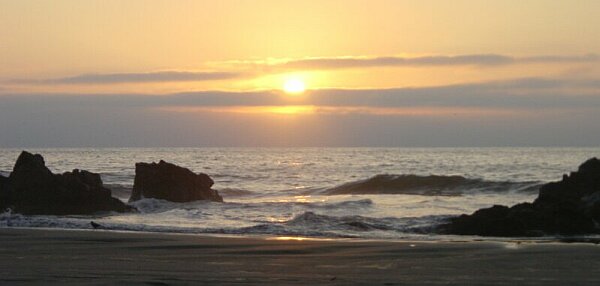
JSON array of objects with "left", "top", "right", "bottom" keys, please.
[
  {"left": 238, "top": 211, "right": 451, "bottom": 238},
  {"left": 104, "top": 184, "right": 132, "bottom": 201},
  {"left": 127, "top": 197, "right": 373, "bottom": 215},
  {"left": 324, "top": 174, "right": 541, "bottom": 196},
  {"left": 216, "top": 188, "right": 256, "bottom": 197},
  {"left": 0, "top": 208, "right": 449, "bottom": 239}
]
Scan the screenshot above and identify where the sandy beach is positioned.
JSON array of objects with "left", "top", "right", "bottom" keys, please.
[{"left": 0, "top": 228, "right": 599, "bottom": 285}]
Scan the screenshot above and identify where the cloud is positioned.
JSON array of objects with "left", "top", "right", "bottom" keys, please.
[
  {"left": 1, "top": 77, "right": 599, "bottom": 147},
  {"left": 248, "top": 54, "right": 599, "bottom": 71},
  {"left": 11, "top": 71, "right": 244, "bottom": 85},
  {"left": 160, "top": 105, "right": 530, "bottom": 118},
  {"left": 149, "top": 77, "right": 600, "bottom": 110},
  {"left": 6, "top": 54, "right": 597, "bottom": 87},
  {"left": 2, "top": 77, "right": 599, "bottom": 111}
]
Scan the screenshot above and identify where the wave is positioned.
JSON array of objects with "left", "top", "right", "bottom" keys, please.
[
  {"left": 314, "top": 199, "right": 373, "bottom": 209},
  {"left": 211, "top": 173, "right": 269, "bottom": 181},
  {"left": 285, "top": 211, "right": 392, "bottom": 231},
  {"left": 324, "top": 174, "right": 541, "bottom": 196},
  {"left": 105, "top": 184, "right": 258, "bottom": 201},
  {"left": 231, "top": 198, "right": 373, "bottom": 210},
  {"left": 216, "top": 188, "right": 255, "bottom": 197},
  {"left": 127, "top": 197, "right": 373, "bottom": 217},
  {"left": 128, "top": 198, "right": 219, "bottom": 214},
  {"left": 104, "top": 183, "right": 132, "bottom": 201},
  {"left": 0, "top": 208, "right": 448, "bottom": 239},
  {"left": 239, "top": 211, "right": 451, "bottom": 238}
]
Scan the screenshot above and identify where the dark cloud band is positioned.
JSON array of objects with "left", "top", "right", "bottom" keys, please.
[
  {"left": 269, "top": 54, "right": 598, "bottom": 70},
  {"left": 1, "top": 77, "right": 598, "bottom": 110},
  {"left": 12, "top": 71, "right": 244, "bottom": 85}
]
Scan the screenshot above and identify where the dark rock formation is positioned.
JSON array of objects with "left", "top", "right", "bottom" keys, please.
[
  {"left": 0, "top": 151, "right": 133, "bottom": 215},
  {"left": 0, "top": 173, "right": 7, "bottom": 188},
  {"left": 440, "top": 158, "right": 600, "bottom": 236},
  {"left": 0, "top": 173, "right": 8, "bottom": 207},
  {"left": 129, "top": 160, "right": 223, "bottom": 203}
]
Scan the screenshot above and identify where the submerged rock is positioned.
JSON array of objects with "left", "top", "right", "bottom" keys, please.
[
  {"left": 129, "top": 160, "right": 223, "bottom": 203},
  {"left": 0, "top": 151, "right": 133, "bottom": 215},
  {"left": 440, "top": 158, "right": 600, "bottom": 236}
]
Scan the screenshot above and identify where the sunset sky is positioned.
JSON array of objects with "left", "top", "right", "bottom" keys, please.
[{"left": 1, "top": 0, "right": 599, "bottom": 147}]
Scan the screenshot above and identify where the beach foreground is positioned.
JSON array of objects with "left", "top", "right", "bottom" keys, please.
[{"left": 1, "top": 229, "right": 599, "bottom": 285}]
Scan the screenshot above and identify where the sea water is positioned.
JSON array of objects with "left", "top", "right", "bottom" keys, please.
[{"left": 1, "top": 147, "right": 598, "bottom": 240}]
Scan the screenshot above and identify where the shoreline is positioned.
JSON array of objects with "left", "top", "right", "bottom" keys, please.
[
  {"left": 2, "top": 228, "right": 600, "bottom": 285},
  {"left": 3, "top": 225, "right": 600, "bottom": 245}
]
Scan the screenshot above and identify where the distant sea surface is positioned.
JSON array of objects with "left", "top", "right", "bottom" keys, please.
[{"left": 1, "top": 147, "right": 599, "bottom": 240}]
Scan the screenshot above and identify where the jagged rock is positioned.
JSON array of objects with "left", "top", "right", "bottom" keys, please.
[
  {"left": 0, "top": 151, "right": 133, "bottom": 215},
  {"left": 440, "top": 158, "right": 600, "bottom": 236},
  {"left": 129, "top": 160, "right": 223, "bottom": 203}
]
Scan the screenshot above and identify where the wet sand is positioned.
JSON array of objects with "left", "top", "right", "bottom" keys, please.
[{"left": 1, "top": 228, "right": 599, "bottom": 285}]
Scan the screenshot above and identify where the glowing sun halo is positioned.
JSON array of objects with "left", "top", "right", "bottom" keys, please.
[{"left": 283, "top": 79, "right": 306, "bottom": 94}]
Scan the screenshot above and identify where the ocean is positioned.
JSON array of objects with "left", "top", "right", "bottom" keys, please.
[{"left": 1, "top": 147, "right": 599, "bottom": 240}]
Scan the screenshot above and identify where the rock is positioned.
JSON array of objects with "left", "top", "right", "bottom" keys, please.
[
  {"left": 129, "top": 160, "right": 223, "bottom": 203},
  {"left": 440, "top": 157, "right": 600, "bottom": 236},
  {"left": 0, "top": 151, "right": 133, "bottom": 215},
  {"left": 0, "top": 173, "right": 9, "bottom": 208},
  {"left": 0, "top": 173, "right": 7, "bottom": 188}
]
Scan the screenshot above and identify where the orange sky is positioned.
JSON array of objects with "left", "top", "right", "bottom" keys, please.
[
  {"left": 1, "top": 0, "right": 600, "bottom": 94},
  {"left": 0, "top": 1, "right": 599, "bottom": 147}
]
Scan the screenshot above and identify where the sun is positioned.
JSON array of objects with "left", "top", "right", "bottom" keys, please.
[{"left": 283, "top": 78, "right": 306, "bottom": 94}]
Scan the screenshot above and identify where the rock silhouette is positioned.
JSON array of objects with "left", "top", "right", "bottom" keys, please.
[
  {"left": 129, "top": 160, "right": 223, "bottom": 203},
  {"left": 0, "top": 151, "right": 133, "bottom": 215},
  {"left": 0, "top": 174, "right": 8, "bottom": 205},
  {"left": 440, "top": 157, "right": 600, "bottom": 236}
]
